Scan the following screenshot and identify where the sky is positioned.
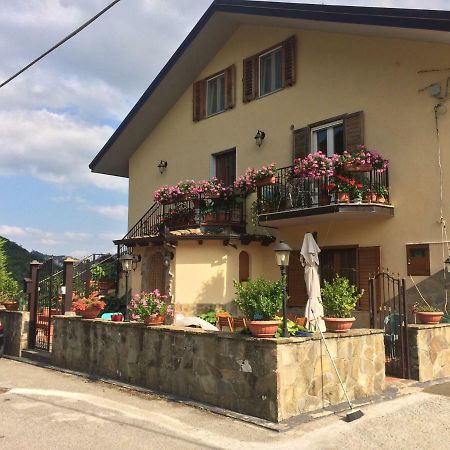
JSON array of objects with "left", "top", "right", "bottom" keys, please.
[{"left": 0, "top": 0, "right": 449, "bottom": 258}]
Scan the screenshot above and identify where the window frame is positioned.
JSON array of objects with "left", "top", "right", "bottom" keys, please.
[
  {"left": 258, "top": 45, "right": 283, "bottom": 98},
  {"left": 311, "top": 119, "right": 344, "bottom": 156},
  {"left": 206, "top": 72, "right": 226, "bottom": 117}
]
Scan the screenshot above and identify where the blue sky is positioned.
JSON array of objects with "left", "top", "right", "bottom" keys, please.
[{"left": 0, "top": 0, "right": 448, "bottom": 258}]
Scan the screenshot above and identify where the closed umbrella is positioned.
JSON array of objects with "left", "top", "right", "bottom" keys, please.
[{"left": 301, "top": 233, "right": 326, "bottom": 332}]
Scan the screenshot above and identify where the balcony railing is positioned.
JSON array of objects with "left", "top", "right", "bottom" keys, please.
[{"left": 257, "top": 166, "right": 390, "bottom": 216}]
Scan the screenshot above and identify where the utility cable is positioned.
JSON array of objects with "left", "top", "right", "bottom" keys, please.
[{"left": 0, "top": 0, "right": 123, "bottom": 89}]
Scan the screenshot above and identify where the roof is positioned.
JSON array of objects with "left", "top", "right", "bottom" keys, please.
[{"left": 90, "top": 0, "right": 450, "bottom": 177}]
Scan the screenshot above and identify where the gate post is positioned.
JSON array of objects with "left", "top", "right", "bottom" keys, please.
[
  {"left": 62, "top": 258, "right": 75, "bottom": 314},
  {"left": 28, "top": 260, "right": 41, "bottom": 348}
]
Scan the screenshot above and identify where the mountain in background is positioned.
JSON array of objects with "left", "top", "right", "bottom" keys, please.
[{"left": 1, "top": 236, "right": 65, "bottom": 284}]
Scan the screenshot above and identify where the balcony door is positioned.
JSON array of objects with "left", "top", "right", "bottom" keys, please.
[{"left": 213, "top": 148, "right": 236, "bottom": 186}]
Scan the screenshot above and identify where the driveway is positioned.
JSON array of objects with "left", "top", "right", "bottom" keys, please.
[{"left": 0, "top": 358, "right": 449, "bottom": 449}]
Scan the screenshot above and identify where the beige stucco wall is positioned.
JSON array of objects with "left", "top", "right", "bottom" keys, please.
[{"left": 128, "top": 24, "right": 450, "bottom": 303}]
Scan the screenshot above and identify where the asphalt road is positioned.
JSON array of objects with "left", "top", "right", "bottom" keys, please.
[{"left": 0, "top": 358, "right": 449, "bottom": 450}]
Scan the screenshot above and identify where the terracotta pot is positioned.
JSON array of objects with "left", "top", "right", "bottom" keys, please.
[
  {"left": 247, "top": 320, "right": 280, "bottom": 338},
  {"left": 319, "top": 194, "right": 331, "bottom": 206},
  {"left": 76, "top": 306, "right": 102, "bottom": 319},
  {"left": 203, "top": 193, "right": 221, "bottom": 199},
  {"left": 415, "top": 311, "right": 443, "bottom": 325},
  {"left": 216, "top": 211, "right": 229, "bottom": 223},
  {"left": 144, "top": 315, "right": 166, "bottom": 326},
  {"left": 203, "top": 213, "right": 215, "bottom": 223},
  {"left": 255, "top": 175, "right": 276, "bottom": 187},
  {"left": 342, "top": 163, "right": 373, "bottom": 173},
  {"left": 377, "top": 195, "right": 386, "bottom": 204},
  {"left": 338, "top": 192, "right": 350, "bottom": 203},
  {"left": 364, "top": 193, "right": 378, "bottom": 203},
  {"left": 2, "top": 301, "right": 18, "bottom": 311},
  {"left": 323, "top": 317, "right": 355, "bottom": 333}
]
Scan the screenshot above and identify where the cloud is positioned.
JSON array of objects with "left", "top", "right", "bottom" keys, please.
[
  {"left": 0, "top": 225, "right": 26, "bottom": 237},
  {"left": 85, "top": 204, "right": 128, "bottom": 221}
]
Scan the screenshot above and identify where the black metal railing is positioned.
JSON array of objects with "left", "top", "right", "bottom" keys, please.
[{"left": 257, "top": 166, "right": 390, "bottom": 215}]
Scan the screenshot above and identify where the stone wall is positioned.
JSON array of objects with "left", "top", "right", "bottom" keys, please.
[
  {"left": 408, "top": 323, "right": 450, "bottom": 382},
  {"left": 0, "top": 310, "right": 30, "bottom": 357},
  {"left": 52, "top": 317, "right": 385, "bottom": 422}
]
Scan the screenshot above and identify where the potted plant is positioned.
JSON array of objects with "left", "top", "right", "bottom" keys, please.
[
  {"left": 233, "top": 168, "right": 256, "bottom": 195},
  {"left": 175, "top": 179, "right": 196, "bottom": 201},
  {"left": 233, "top": 277, "right": 284, "bottom": 338},
  {"left": 72, "top": 291, "right": 106, "bottom": 319},
  {"left": 293, "top": 152, "right": 338, "bottom": 179},
  {"left": 412, "top": 303, "right": 444, "bottom": 324},
  {"left": 253, "top": 163, "right": 277, "bottom": 187},
  {"left": 193, "top": 178, "right": 226, "bottom": 199},
  {"left": 376, "top": 185, "right": 389, "bottom": 204},
  {"left": 339, "top": 145, "right": 388, "bottom": 173},
  {"left": 128, "top": 290, "right": 174, "bottom": 326},
  {"left": 321, "top": 275, "right": 364, "bottom": 332}
]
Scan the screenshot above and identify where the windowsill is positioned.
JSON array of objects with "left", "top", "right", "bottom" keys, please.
[
  {"left": 205, "top": 108, "right": 227, "bottom": 119},
  {"left": 258, "top": 87, "right": 284, "bottom": 100}
]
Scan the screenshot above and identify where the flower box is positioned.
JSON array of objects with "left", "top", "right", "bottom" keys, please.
[
  {"left": 342, "top": 163, "right": 373, "bottom": 172},
  {"left": 144, "top": 315, "right": 166, "bottom": 326},
  {"left": 255, "top": 175, "right": 276, "bottom": 187}
]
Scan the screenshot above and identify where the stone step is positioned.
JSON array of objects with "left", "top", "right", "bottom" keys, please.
[{"left": 21, "top": 349, "right": 51, "bottom": 364}]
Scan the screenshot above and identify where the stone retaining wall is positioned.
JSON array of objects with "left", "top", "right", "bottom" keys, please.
[
  {"left": 0, "top": 310, "right": 30, "bottom": 357},
  {"left": 408, "top": 323, "right": 450, "bottom": 382},
  {"left": 52, "top": 317, "right": 385, "bottom": 422}
]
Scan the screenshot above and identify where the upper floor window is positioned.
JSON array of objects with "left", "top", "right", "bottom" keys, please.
[
  {"left": 311, "top": 120, "right": 344, "bottom": 156},
  {"left": 243, "top": 36, "right": 296, "bottom": 103},
  {"left": 193, "top": 65, "right": 235, "bottom": 122}
]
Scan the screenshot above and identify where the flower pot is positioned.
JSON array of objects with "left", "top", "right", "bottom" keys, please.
[
  {"left": 76, "top": 306, "right": 102, "bottom": 319},
  {"left": 144, "top": 315, "right": 166, "bottom": 326},
  {"left": 319, "top": 193, "right": 331, "bottom": 206},
  {"left": 377, "top": 195, "right": 386, "bottom": 204},
  {"left": 338, "top": 192, "right": 350, "bottom": 203},
  {"left": 255, "top": 176, "right": 276, "bottom": 187},
  {"left": 203, "top": 193, "right": 221, "bottom": 199},
  {"left": 342, "top": 163, "right": 372, "bottom": 172},
  {"left": 247, "top": 320, "right": 280, "bottom": 338},
  {"left": 415, "top": 311, "right": 443, "bottom": 325},
  {"left": 323, "top": 317, "right": 355, "bottom": 333},
  {"left": 216, "top": 211, "right": 229, "bottom": 223},
  {"left": 2, "top": 301, "right": 18, "bottom": 311},
  {"left": 203, "top": 213, "right": 215, "bottom": 223},
  {"left": 192, "top": 199, "right": 201, "bottom": 209},
  {"left": 364, "top": 193, "right": 378, "bottom": 203}
]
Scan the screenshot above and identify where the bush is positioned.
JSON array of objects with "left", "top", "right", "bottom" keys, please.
[
  {"left": 233, "top": 277, "right": 284, "bottom": 320},
  {"left": 199, "top": 310, "right": 218, "bottom": 325},
  {"left": 321, "top": 275, "right": 363, "bottom": 318}
]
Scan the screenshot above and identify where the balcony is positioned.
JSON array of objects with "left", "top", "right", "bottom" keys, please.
[{"left": 257, "top": 166, "right": 393, "bottom": 227}]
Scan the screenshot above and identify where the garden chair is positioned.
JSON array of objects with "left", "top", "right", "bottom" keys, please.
[
  {"left": 233, "top": 317, "right": 247, "bottom": 330},
  {"left": 216, "top": 312, "right": 233, "bottom": 332},
  {"left": 384, "top": 314, "right": 402, "bottom": 360}
]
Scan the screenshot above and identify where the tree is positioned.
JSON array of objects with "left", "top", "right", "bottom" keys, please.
[{"left": 0, "top": 239, "right": 19, "bottom": 301}]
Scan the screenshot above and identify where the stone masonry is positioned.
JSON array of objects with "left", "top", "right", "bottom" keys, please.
[{"left": 0, "top": 310, "right": 30, "bottom": 357}]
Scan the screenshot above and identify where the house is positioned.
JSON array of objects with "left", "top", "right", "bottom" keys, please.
[{"left": 90, "top": 0, "right": 450, "bottom": 324}]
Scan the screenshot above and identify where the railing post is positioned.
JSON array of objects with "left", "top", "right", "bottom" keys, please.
[
  {"left": 62, "top": 258, "right": 75, "bottom": 314},
  {"left": 28, "top": 260, "right": 41, "bottom": 349}
]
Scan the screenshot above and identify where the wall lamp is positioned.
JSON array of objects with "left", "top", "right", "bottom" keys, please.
[
  {"left": 158, "top": 160, "right": 168, "bottom": 174},
  {"left": 254, "top": 130, "right": 266, "bottom": 147}
]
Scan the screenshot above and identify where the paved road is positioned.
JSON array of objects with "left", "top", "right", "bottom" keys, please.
[{"left": 0, "top": 358, "right": 449, "bottom": 449}]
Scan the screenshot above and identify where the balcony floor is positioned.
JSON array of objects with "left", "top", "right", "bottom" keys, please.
[{"left": 258, "top": 203, "right": 394, "bottom": 227}]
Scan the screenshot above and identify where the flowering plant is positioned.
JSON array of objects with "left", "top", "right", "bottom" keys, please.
[
  {"left": 293, "top": 152, "right": 339, "bottom": 179},
  {"left": 411, "top": 302, "right": 441, "bottom": 313},
  {"left": 233, "top": 168, "right": 256, "bottom": 194},
  {"left": 253, "top": 163, "right": 277, "bottom": 181},
  {"left": 72, "top": 291, "right": 106, "bottom": 312},
  {"left": 327, "top": 175, "right": 363, "bottom": 194},
  {"left": 175, "top": 179, "right": 196, "bottom": 195},
  {"left": 339, "top": 146, "right": 388, "bottom": 173},
  {"left": 192, "top": 178, "right": 228, "bottom": 198},
  {"left": 153, "top": 185, "right": 183, "bottom": 204},
  {"left": 128, "top": 290, "right": 174, "bottom": 321}
]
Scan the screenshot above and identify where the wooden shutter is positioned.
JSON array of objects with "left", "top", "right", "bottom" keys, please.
[
  {"left": 239, "top": 251, "right": 250, "bottom": 282},
  {"left": 293, "top": 127, "right": 310, "bottom": 161},
  {"left": 358, "top": 246, "right": 380, "bottom": 311},
  {"left": 242, "top": 55, "right": 258, "bottom": 103},
  {"left": 224, "top": 65, "right": 236, "bottom": 110},
  {"left": 282, "top": 36, "right": 296, "bottom": 87},
  {"left": 193, "top": 79, "right": 206, "bottom": 122},
  {"left": 344, "top": 111, "right": 364, "bottom": 149},
  {"left": 215, "top": 149, "right": 236, "bottom": 186},
  {"left": 287, "top": 251, "right": 307, "bottom": 307}
]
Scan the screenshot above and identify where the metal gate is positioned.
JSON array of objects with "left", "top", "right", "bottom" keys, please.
[
  {"left": 369, "top": 271, "right": 410, "bottom": 379},
  {"left": 33, "top": 258, "right": 63, "bottom": 351}
]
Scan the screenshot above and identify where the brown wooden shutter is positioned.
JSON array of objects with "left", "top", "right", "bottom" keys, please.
[
  {"left": 358, "top": 246, "right": 380, "bottom": 311},
  {"left": 239, "top": 251, "right": 250, "bottom": 282},
  {"left": 193, "top": 79, "right": 206, "bottom": 122},
  {"left": 344, "top": 111, "right": 364, "bottom": 149},
  {"left": 282, "top": 35, "right": 296, "bottom": 87},
  {"left": 287, "top": 251, "right": 307, "bottom": 307},
  {"left": 242, "top": 55, "right": 258, "bottom": 103},
  {"left": 224, "top": 65, "right": 236, "bottom": 110},
  {"left": 293, "top": 126, "right": 310, "bottom": 161}
]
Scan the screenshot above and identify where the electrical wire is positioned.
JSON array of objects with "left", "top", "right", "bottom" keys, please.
[{"left": 0, "top": 0, "right": 123, "bottom": 89}]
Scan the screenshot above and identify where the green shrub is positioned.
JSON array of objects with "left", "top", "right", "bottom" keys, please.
[
  {"left": 321, "top": 275, "right": 363, "bottom": 318},
  {"left": 233, "top": 277, "right": 284, "bottom": 320},
  {"left": 199, "top": 310, "right": 218, "bottom": 325}
]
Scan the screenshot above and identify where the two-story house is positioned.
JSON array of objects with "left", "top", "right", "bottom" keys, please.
[{"left": 90, "top": 1, "right": 450, "bottom": 324}]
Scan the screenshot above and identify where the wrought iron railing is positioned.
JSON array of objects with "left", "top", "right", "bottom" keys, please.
[{"left": 257, "top": 166, "right": 390, "bottom": 215}]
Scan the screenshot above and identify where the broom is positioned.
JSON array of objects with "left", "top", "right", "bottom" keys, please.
[{"left": 311, "top": 308, "right": 364, "bottom": 422}]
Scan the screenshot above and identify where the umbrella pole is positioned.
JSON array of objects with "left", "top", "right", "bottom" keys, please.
[{"left": 311, "top": 308, "right": 364, "bottom": 422}]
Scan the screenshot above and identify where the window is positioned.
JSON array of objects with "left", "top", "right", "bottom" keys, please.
[
  {"left": 407, "top": 244, "right": 430, "bottom": 276},
  {"left": 243, "top": 36, "right": 296, "bottom": 103},
  {"left": 193, "top": 65, "right": 235, "bottom": 122},
  {"left": 206, "top": 73, "right": 225, "bottom": 116},
  {"left": 259, "top": 47, "right": 283, "bottom": 96},
  {"left": 213, "top": 149, "right": 236, "bottom": 186},
  {"left": 239, "top": 251, "right": 250, "bottom": 282},
  {"left": 311, "top": 120, "right": 344, "bottom": 156}
]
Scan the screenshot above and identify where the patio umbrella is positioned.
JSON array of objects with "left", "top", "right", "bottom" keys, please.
[{"left": 301, "top": 233, "right": 326, "bottom": 332}]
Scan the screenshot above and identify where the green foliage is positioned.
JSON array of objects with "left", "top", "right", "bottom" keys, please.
[
  {"left": 274, "top": 316, "right": 310, "bottom": 337},
  {"left": 413, "top": 303, "right": 441, "bottom": 313},
  {"left": 321, "top": 275, "right": 363, "bottom": 318},
  {"left": 90, "top": 262, "right": 116, "bottom": 281},
  {"left": 233, "top": 277, "right": 285, "bottom": 320},
  {"left": 199, "top": 310, "right": 218, "bottom": 325},
  {"left": 0, "top": 239, "right": 20, "bottom": 301},
  {"left": 101, "top": 295, "right": 127, "bottom": 314}
]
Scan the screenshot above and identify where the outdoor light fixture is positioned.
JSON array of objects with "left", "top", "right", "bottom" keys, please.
[
  {"left": 157, "top": 160, "right": 168, "bottom": 174},
  {"left": 445, "top": 256, "right": 450, "bottom": 272},
  {"left": 273, "top": 240, "right": 292, "bottom": 338},
  {"left": 119, "top": 253, "right": 137, "bottom": 321},
  {"left": 254, "top": 130, "right": 266, "bottom": 147}
]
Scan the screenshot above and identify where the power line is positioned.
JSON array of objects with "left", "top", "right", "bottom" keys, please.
[{"left": 0, "top": 0, "right": 123, "bottom": 89}]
